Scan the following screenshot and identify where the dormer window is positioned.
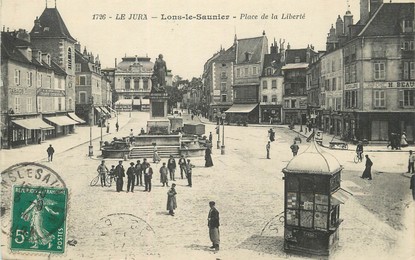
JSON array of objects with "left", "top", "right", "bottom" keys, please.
[
  {"left": 27, "top": 48, "right": 32, "bottom": 60},
  {"left": 38, "top": 51, "right": 42, "bottom": 62},
  {"left": 244, "top": 51, "right": 252, "bottom": 62},
  {"left": 43, "top": 27, "right": 50, "bottom": 32},
  {"left": 47, "top": 54, "right": 51, "bottom": 66},
  {"left": 266, "top": 68, "right": 273, "bottom": 76}
]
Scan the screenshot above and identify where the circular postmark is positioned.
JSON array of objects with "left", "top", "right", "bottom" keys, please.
[
  {"left": 1, "top": 162, "right": 66, "bottom": 236},
  {"left": 87, "top": 213, "right": 158, "bottom": 258}
]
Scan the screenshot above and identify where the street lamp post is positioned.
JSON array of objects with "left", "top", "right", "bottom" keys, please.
[
  {"left": 221, "top": 114, "right": 226, "bottom": 155},
  {"left": 88, "top": 96, "right": 94, "bottom": 156},
  {"left": 99, "top": 116, "right": 103, "bottom": 150}
]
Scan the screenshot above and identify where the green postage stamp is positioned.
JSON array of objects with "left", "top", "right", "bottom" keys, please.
[{"left": 10, "top": 185, "right": 68, "bottom": 254}]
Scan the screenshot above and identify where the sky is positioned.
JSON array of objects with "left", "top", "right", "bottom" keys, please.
[{"left": 1, "top": 0, "right": 413, "bottom": 79}]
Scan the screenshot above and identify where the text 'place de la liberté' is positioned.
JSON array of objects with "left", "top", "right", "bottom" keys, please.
[{"left": 92, "top": 13, "right": 306, "bottom": 21}]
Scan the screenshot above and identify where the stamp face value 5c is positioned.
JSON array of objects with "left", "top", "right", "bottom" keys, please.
[{"left": 10, "top": 186, "right": 68, "bottom": 254}]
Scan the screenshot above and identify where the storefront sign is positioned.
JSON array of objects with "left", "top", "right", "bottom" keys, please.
[
  {"left": 9, "top": 87, "right": 29, "bottom": 95},
  {"left": 344, "top": 83, "right": 359, "bottom": 90},
  {"left": 364, "top": 81, "right": 415, "bottom": 89},
  {"left": 37, "top": 89, "right": 66, "bottom": 97},
  {"left": 213, "top": 90, "right": 220, "bottom": 96}
]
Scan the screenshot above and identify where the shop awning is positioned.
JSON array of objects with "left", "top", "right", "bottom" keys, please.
[
  {"left": 68, "top": 113, "right": 86, "bottom": 124},
  {"left": 44, "top": 116, "right": 80, "bottom": 126},
  {"left": 12, "top": 118, "right": 54, "bottom": 130},
  {"left": 331, "top": 188, "right": 352, "bottom": 205},
  {"left": 225, "top": 104, "right": 258, "bottom": 114},
  {"left": 101, "top": 107, "right": 111, "bottom": 114}
]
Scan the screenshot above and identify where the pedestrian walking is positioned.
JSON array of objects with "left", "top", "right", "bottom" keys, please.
[
  {"left": 410, "top": 174, "right": 415, "bottom": 200},
  {"left": 106, "top": 122, "right": 110, "bottom": 133},
  {"left": 97, "top": 160, "right": 109, "bottom": 187},
  {"left": 160, "top": 162, "right": 169, "bottom": 187},
  {"left": 401, "top": 132, "right": 408, "bottom": 148},
  {"left": 135, "top": 160, "right": 143, "bottom": 186},
  {"left": 143, "top": 163, "right": 153, "bottom": 192},
  {"left": 167, "top": 183, "right": 177, "bottom": 216},
  {"left": 407, "top": 150, "right": 415, "bottom": 174},
  {"left": 167, "top": 155, "right": 176, "bottom": 181},
  {"left": 191, "top": 114, "right": 194, "bottom": 120},
  {"left": 361, "top": 155, "right": 373, "bottom": 180},
  {"left": 290, "top": 141, "right": 299, "bottom": 156},
  {"left": 268, "top": 128, "right": 275, "bottom": 142},
  {"left": 153, "top": 146, "right": 161, "bottom": 163},
  {"left": 205, "top": 147, "right": 214, "bottom": 167},
  {"left": 126, "top": 162, "right": 135, "bottom": 193},
  {"left": 114, "top": 161, "right": 125, "bottom": 192},
  {"left": 209, "top": 132, "right": 213, "bottom": 143},
  {"left": 109, "top": 165, "right": 115, "bottom": 185},
  {"left": 115, "top": 122, "right": 119, "bottom": 132},
  {"left": 356, "top": 141, "right": 364, "bottom": 162},
  {"left": 266, "top": 141, "right": 271, "bottom": 159},
  {"left": 178, "top": 155, "right": 187, "bottom": 179},
  {"left": 47, "top": 144, "right": 55, "bottom": 162},
  {"left": 208, "top": 201, "right": 220, "bottom": 251},
  {"left": 186, "top": 159, "right": 194, "bottom": 187}
]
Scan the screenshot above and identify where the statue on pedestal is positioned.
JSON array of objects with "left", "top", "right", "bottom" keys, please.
[{"left": 151, "top": 54, "right": 167, "bottom": 93}]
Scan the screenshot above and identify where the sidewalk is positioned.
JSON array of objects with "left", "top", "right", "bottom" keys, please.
[{"left": 0, "top": 112, "right": 132, "bottom": 171}]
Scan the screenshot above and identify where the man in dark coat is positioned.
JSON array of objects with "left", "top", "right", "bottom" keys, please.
[
  {"left": 160, "top": 162, "right": 169, "bottom": 187},
  {"left": 208, "top": 201, "right": 220, "bottom": 251},
  {"left": 126, "top": 162, "right": 135, "bottom": 193},
  {"left": 114, "top": 161, "right": 125, "bottom": 192},
  {"left": 47, "top": 144, "right": 55, "bottom": 162},
  {"left": 186, "top": 159, "right": 194, "bottom": 187},
  {"left": 290, "top": 141, "right": 299, "bottom": 156},
  {"left": 410, "top": 174, "right": 415, "bottom": 200},
  {"left": 135, "top": 160, "right": 143, "bottom": 186},
  {"left": 167, "top": 183, "right": 177, "bottom": 216},
  {"left": 178, "top": 155, "right": 187, "bottom": 179},
  {"left": 361, "top": 155, "right": 373, "bottom": 180},
  {"left": 209, "top": 132, "right": 213, "bottom": 143},
  {"left": 266, "top": 141, "right": 271, "bottom": 159},
  {"left": 143, "top": 162, "right": 153, "bottom": 192},
  {"left": 167, "top": 155, "right": 176, "bottom": 181}
]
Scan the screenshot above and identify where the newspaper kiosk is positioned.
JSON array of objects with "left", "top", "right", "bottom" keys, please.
[{"left": 282, "top": 140, "right": 349, "bottom": 256}]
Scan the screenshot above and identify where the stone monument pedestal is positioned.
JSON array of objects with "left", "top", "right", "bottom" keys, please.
[{"left": 147, "top": 93, "right": 171, "bottom": 134}]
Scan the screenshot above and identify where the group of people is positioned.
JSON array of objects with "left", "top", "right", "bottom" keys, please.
[
  {"left": 387, "top": 132, "right": 408, "bottom": 150},
  {"left": 265, "top": 129, "right": 300, "bottom": 159}
]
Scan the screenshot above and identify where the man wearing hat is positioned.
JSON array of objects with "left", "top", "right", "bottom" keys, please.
[
  {"left": 126, "top": 162, "right": 136, "bottom": 193},
  {"left": 208, "top": 201, "right": 220, "bottom": 251},
  {"left": 167, "top": 155, "right": 176, "bottom": 181},
  {"left": 186, "top": 159, "right": 195, "bottom": 187},
  {"left": 114, "top": 160, "right": 125, "bottom": 192},
  {"left": 97, "top": 160, "right": 109, "bottom": 187},
  {"left": 135, "top": 160, "right": 143, "bottom": 186},
  {"left": 178, "top": 155, "right": 187, "bottom": 179},
  {"left": 144, "top": 162, "right": 154, "bottom": 192}
]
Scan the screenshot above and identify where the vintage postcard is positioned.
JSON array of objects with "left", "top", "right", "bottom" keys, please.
[{"left": 1, "top": 0, "right": 414, "bottom": 259}]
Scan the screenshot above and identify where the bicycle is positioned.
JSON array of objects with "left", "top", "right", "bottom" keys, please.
[
  {"left": 354, "top": 152, "right": 363, "bottom": 163},
  {"left": 90, "top": 173, "right": 113, "bottom": 187}
]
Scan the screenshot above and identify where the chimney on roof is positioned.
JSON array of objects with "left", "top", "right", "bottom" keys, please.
[
  {"left": 344, "top": 10, "right": 353, "bottom": 36},
  {"left": 16, "top": 29, "right": 30, "bottom": 42},
  {"left": 336, "top": 15, "right": 344, "bottom": 36},
  {"left": 270, "top": 43, "right": 277, "bottom": 54},
  {"left": 262, "top": 30, "right": 266, "bottom": 36},
  {"left": 83, "top": 47, "right": 87, "bottom": 56},
  {"left": 7, "top": 27, "right": 9, "bottom": 32},
  {"left": 75, "top": 42, "right": 81, "bottom": 52},
  {"left": 287, "top": 42, "right": 291, "bottom": 50},
  {"left": 115, "top": 58, "right": 117, "bottom": 67},
  {"left": 360, "top": 0, "right": 370, "bottom": 25},
  {"left": 33, "top": 17, "right": 42, "bottom": 32},
  {"left": 234, "top": 34, "right": 237, "bottom": 44}
]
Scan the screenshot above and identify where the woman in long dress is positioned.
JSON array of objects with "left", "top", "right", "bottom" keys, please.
[
  {"left": 166, "top": 184, "right": 177, "bottom": 216},
  {"left": 361, "top": 155, "right": 373, "bottom": 180},
  {"left": 21, "top": 194, "right": 59, "bottom": 249},
  {"left": 205, "top": 147, "right": 214, "bottom": 167},
  {"left": 153, "top": 146, "right": 161, "bottom": 163},
  {"left": 401, "top": 132, "right": 408, "bottom": 148}
]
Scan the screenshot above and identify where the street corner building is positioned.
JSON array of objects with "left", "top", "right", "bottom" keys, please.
[{"left": 0, "top": 5, "right": 112, "bottom": 149}]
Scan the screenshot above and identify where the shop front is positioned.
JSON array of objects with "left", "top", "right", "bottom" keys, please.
[
  {"left": 224, "top": 103, "right": 259, "bottom": 124},
  {"left": 10, "top": 116, "right": 54, "bottom": 148},
  {"left": 260, "top": 105, "right": 282, "bottom": 124},
  {"left": 44, "top": 115, "right": 80, "bottom": 138},
  {"left": 284, "top": 109, "right": 307, "bottom": 125},
  {"left": 356, "top": 112, "right": 414, "bottom": 143}
]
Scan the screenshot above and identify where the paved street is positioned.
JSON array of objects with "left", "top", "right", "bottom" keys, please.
[{"left": 1, "top": 111, "right": 414, "bottom": 260}]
